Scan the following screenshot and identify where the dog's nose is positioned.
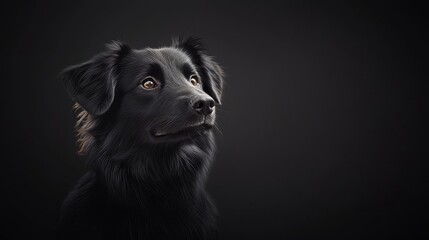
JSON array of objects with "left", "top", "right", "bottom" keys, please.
[{"left": 192, "top": 97, "right": 215, "bottom": 115}]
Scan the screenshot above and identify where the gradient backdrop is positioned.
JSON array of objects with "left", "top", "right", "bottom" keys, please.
[{"left": 1, "top": 1, "right": 427, "bottom": 239}]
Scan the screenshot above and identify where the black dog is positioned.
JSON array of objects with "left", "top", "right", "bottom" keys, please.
[{"left": 58, "top": 37, "right": 224, "bottom": 240}]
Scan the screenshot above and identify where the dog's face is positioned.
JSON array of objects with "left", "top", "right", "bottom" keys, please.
[
  {"left": 120, "top": 47, "right": 218, "bottom": 143},
  {"left": 61, "top": 38, "right": 223, "bottom": 146}
]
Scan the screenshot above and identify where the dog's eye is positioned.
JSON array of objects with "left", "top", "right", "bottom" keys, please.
[
  {"left": 140, "top": 77, "right": 158, "bottom": 90},
  {"left": 190, "top": 75, "right": 200, "bottom": 86}
]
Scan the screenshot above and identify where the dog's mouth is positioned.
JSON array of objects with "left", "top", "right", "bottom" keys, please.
[{"left": 151, "top": 123, "right": 212, "bottom": 141}]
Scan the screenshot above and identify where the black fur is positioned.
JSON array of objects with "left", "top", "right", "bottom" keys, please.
[{"left": 58, "top": 37, "right": 224, "bottom": 240}]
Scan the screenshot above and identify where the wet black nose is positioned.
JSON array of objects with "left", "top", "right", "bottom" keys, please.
[{"left": 191, "top": 97, "right": 215, "bottom": 115}]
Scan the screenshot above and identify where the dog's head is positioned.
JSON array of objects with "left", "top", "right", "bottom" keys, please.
[{"left": 61, "top": 38, "right": 223, "bottom": 154}]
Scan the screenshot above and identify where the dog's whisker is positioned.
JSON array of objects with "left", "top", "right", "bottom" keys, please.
[
  {"left": 216, "top": 108, "right": 230, "bottom": 115},
  {"left": 213, "top": 123, "right": 223, "bottom": 137}
]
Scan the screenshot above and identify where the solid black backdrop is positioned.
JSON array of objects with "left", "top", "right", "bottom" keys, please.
[{"left": 1, "top": 1, "right": 427, "bottom": 239}]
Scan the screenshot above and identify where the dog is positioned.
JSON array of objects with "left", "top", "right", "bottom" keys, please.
[{"left": 57, "top": 37, "right": 224, "bottom": 240}]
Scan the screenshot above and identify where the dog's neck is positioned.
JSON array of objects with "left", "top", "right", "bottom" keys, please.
[{"left": 86, "top": 128, "right": 216, "bottom": 214}]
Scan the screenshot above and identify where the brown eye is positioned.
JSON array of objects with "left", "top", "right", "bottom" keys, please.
[
  {"left": 140, "top": 77, "right": 158, "bottom": 90},
  {"left": 190, "top": 75, "right": 200, "bottom": 86}
]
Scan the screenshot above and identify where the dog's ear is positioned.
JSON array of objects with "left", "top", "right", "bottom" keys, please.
[
  {"left": 60, "top": 41, "right": 130, "bottom": 115},
  {"left": 173, "top": 37, "right": 224, "bottom": 104}
]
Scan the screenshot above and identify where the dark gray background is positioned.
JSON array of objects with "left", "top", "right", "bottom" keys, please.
[{"left": 1, "top": 1, "right": 427, "bottom": 239}]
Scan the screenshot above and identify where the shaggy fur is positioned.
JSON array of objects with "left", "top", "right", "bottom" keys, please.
[{"left": 57, "top": 37, "right": 224, "bottom": 240}]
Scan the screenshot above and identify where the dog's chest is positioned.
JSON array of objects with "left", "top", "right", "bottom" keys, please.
[{"left": 104, "top": 204, "right": 217, "bottom": 240}]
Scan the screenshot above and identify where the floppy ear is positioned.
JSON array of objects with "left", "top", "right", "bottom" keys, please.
[
  {"left": 172, "top": 37, "right": 224, "bottom": 104},
  {"left": 60, "top": 41, "right": 130, "bottom": 115}
]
